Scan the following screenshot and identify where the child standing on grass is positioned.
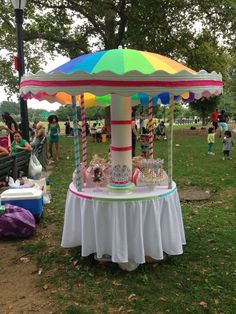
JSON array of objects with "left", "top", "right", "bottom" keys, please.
[
  {"left": 207, "top": 127, "right": 215, "bottom": 155},
  {"left": 140, "top": 134, "right": 149, "bottom": 158},
  {"left": 222, "top": 130, "right": 234, "bottom": 160}
]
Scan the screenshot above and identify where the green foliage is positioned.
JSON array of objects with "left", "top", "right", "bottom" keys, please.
[
  {"left": 0, "top": 100, "right": 52, "bottom": 123},
  {"left": 55, "top": 105, "right": 73, "bottom": 121},
  {"left": 0, "top": 100, "right": 20, "bottom": 116},
  {"left": 0, "top": 0, "right": 235, "bottom": 101},
  {"left": 85, "top": 106, "right": 106, "bottom": 121},
  {"left": 189, "top": 96, "right": 221, "bottom": 124}
]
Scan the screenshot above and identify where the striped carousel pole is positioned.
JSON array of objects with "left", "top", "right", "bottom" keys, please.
[
  {"left": 168, "top": 94, "right": 174, "bottom": 189},
  {"left": 148, "top": 97, "right": 154, "bottom": 159},
  {"left": 71, "top": 95, "right": 81, "bottom": 191},
  {"left": 80, "top": 93, "right": 87, "bottom": 166}
]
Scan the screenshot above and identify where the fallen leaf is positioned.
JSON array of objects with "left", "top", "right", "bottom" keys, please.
[
  {"left": 199, "top": 301, "right": 208, "bottom": 308},
  {"left": 76, "top": 282, "right": 83, "bottom": 288},
  {"left": 43, "top": 284, "right": 49, "bottom": 290},
  {"left": 112, "top": 280, "right": 122, "bottom": 286},
  {"left": 20, "top": 257, "right": 30, "bottom": 263},
  {"left": 159, "top": 296, "right": 167, "bottom": 302},
  {"left": 118, "top": 306, "right": 124, "bottom": 312},
  {"left": 127, "top": 310, "right": 134, "bottom": 313},
  {"left": 207, "top": 239, "right": 216, "bottom": 243},
  {"left": 72, "top": 260, "right": 79, "bottom": 266},
  {"left": 128, "top": 293, "right": 137, "bottom": 302}
]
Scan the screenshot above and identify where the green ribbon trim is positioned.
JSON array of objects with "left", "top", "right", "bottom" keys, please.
[{"left": 71, "top": 187, "right": 177, "bottom": 202}]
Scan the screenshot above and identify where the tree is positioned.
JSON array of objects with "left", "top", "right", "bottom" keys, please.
[
  {"left": 85, "top": 106, "right": 106, "bottom": 121},
  {"left": 1, "top": 0, "right": 236, "bottom": 94},
  {"left": 55, "top": 105, "right": 72, "bottom": 121},
  {"left": 189, "top": 96, "right": 221, "bottom": 125},
  {"left": 0, "top": 100, "right": 20, "bottom": 121},
  {"left": 1, "top": 0, "right": 235, "bottom": 130}
]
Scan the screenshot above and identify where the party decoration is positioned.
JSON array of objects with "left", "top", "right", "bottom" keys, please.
[{"left": 20, "top": 48, "right": 223, "bottom": 191}]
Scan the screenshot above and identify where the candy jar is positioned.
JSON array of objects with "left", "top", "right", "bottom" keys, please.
[{"left": 93, "top": 163, "right": 103, "bottom": 191}]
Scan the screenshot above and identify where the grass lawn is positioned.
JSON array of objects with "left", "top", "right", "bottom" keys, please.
[{"left": 17, "top": 129, "right": 236, "bottom": 314}]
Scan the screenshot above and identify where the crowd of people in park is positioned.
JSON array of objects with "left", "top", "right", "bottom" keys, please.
[
  {"left": 0, "top": 112, "right": 32, "bottom": 156},
  {"left": 208, "top": 108, "right": 235, "bottom": 159},
  {"left": 1, "top": 107, "right": 236, "bottom": 163},
  {"left": 0, "top": 112, "right": 61, "bottom": 161}
]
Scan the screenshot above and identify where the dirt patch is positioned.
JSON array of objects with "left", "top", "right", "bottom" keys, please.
[
  {"left": 0, "top": 163, "right": 57, "bottom": 314},
  {"left": 179, "top": 186, "right": 211, "bottom": 201},
  {"left": 175, "top": 127, "right": 207, "bottom": 137},
  {"left": 0, "top": 241, "right": 55, "bottom": 314},
  {"left": 175, "top": 124, "right": 236, "bottom": 137},
  {"left": 217, "top": 187, "right": 235, "bottom": 201}
]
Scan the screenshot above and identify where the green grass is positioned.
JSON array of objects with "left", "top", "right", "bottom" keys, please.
[{"left": 17, "top": 130, "right": 236, "bottom": 314}]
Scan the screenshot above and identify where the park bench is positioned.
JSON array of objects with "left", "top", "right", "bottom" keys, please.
[
  {"left": 33, "top": 136, "right": 49, "bottom": 170},
  {"left": 0, "top": 155, "right": 15, "bottom": 182},
  {"left": 12, "top": 151, "right": 31, "bottom": 180},
  {"left": 0, "top": 142, "right": 47, "bottom": 186},
  {"left": 0, "top": 152, "right": 30, "bottom": 184}
]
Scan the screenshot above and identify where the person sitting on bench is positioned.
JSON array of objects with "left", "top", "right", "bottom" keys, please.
[
  {"left": 10, "top": 131, "right": 32, "bottom": 154},
  {"left": 31, "top": 122, "right": 45, "bottom": 152}
]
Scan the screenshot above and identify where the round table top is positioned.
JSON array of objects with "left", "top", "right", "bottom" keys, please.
[{"left": 69, "top": 181, "right": 176, "bottom": 202}]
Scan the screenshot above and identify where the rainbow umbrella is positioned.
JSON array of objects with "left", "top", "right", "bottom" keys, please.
[
  {"left": 22, "top": 48, "right": 222, "bottom": 102},
  {"left": 21, "top": 48, "right": 223, "bottom": 190}
]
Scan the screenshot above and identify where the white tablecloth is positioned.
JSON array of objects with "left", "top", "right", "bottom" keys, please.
[{"left": 61, "top": 182, "right": 186, "bottom": 264}]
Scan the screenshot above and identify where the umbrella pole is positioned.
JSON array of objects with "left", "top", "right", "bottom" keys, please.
[
  {"left": 80, "top": 93, "right": 87, "bottom": 166},
  {"left": 168, "top": 95, "right": 174, "bottom": 189},
  {"left": 71, "top": 95, "right": 81, "bottom": 191},
  {"left": 148, "top": 97, "right": 154, "bottom": 159}
]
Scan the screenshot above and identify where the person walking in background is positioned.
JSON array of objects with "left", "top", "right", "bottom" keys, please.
[
  {"left": 85, "top": 121, "right": 90, "bottom": 136},
  {"left": 140, "top": 134, "right": 149, "bottom": 158},
  {"left": 64, "top": 119, "right": 71, "bottom": 136},
  {"left": 139, "top": 110, "right": 145, "bottom": 133},
  {"left": 131, "top": 115, "right": 138, "bottom": 157},
  {"left": 48, "top": 115, "right": 60, "bottom": 160},
  {"left": 1, "top": 112, "right": 18, "bottom": 142},
  {"left": 218, "top": 109, "right": 228, "bottom": 137},
  {"left": 90, "top": 123, "right": 97, "bottom": 142},
  {"left": 211, "top": 108, "right": 219, "bottom": 130},
  {"left": 222, "top": 130, "right": 234, "bottom": 160},
  {"left": 96, "top": 123, "right": 102, "bottom": 143},
  {"left": 207, "top": 127, "right": 215, "bottom": 156}
]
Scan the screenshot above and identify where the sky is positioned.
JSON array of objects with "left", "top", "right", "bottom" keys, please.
[{"left": 0, "top": 54, "right": 70, "bottom": 111}]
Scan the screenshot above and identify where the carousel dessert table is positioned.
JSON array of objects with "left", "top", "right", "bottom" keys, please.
[{"left": 61, "top": 182, "right": 186, "bottom": 268}]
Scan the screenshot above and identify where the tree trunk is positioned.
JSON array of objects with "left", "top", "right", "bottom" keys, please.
[
  {"left": 105, "top": 106, "right": 111, "bottom": 128},
  {"left": 201, "top": 107, "right": 207, "bottom": 125}
]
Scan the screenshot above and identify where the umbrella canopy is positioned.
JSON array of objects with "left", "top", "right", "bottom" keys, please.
[{"left": 20, "top": 48, "right": 223, "bottom": 101}]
